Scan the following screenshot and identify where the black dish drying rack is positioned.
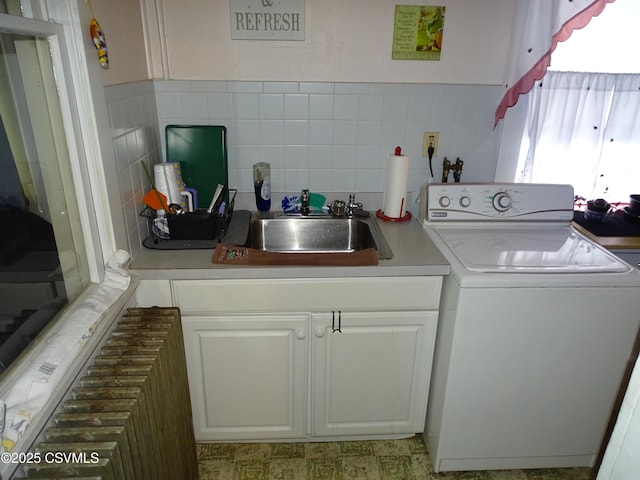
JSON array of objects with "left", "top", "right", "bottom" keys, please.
[{"left": 141, "top": 189, "right": 237, "bottom": 250}]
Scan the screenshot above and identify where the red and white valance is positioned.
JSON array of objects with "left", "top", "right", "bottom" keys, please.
[{"left": 495, "top": 0, "right": 615, "bottom": 127}]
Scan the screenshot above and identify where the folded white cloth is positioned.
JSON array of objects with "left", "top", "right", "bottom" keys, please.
[{"left": 104, "top": 249, "right": 131, "bottom": 290}]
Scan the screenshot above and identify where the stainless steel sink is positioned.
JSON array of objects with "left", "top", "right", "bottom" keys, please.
[{"left": 246, "top": 212, "right": 393, "bottom": 259}]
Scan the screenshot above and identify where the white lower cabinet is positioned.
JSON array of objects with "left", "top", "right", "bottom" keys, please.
[
  {"left": 182, "top": 314, "right": 308, "bottom": 441},
  {"left": 175, "top": 277, "right": 441, "bottom": 441},
  {"left": 312, "top": 310, "right": 437, "bottom": 437}
]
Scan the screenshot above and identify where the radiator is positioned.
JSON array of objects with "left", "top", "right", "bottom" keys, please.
[{"left": 20, "top": 307, "right": 198, "bottom": 480}]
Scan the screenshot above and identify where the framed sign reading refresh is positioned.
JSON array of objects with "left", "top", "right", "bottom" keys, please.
[
  {"left": 392, "top": 5, "right": 445, "bottom": 61},
  {"left": 229, "top": 0, "right": 305, "bottom": 41}
]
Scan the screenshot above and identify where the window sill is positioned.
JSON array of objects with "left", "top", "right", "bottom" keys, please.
[{"left": 0, "top": 277, "right": 138, "bottom": 479}]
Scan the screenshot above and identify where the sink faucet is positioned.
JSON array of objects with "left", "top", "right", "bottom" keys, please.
[
  {"left": 453, "top": 157, "right": 464, "bottom": 183},
  {"left": 347, "top": 194, "right": 363, "bottom": 217},
  {"left": 442, "top": 157, "right": 451, "bottom": 183},
  {"left": 300, "top": 189, "right": 310, "bottom": 215}
]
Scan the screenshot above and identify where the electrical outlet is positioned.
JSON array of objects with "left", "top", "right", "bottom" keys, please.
[{"left": 422, "top": 132, "right": 439, "bottom": 158}]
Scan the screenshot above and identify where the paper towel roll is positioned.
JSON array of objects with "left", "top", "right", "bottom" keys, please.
[
  {"left": 382, "top": 153, "right": 410, "bottom": 218},
  {"left": 154, "top": 162, "right": 184, "bottom": 206}
]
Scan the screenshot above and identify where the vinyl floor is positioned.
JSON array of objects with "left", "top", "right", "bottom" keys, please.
[{"left": 197, "top": 436, "right": 594, "bottom": 480}]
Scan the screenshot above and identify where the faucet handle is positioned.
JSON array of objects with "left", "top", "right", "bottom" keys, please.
[
  {"left": 300, "top": 189, "right": 311, "bottom": 215},
  {"left": 330, "top": 200, "right": 346, "bottom": 216},
  {"left": 442, "top": 157, "right": 451, "bottom": 183}
]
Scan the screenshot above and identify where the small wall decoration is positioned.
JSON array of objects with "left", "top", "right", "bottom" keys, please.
[
  {"left": 392, "top": 5, "right": 445, "bottom": 61},
  {"left": 89, "top": 18, "right": 109, "bottom": 69},
  {"left": 86, "top": 0, "right": 108, "bottom": 69},
  {"left": 229, "top": 0, "right": 305, "bottom": 41}
]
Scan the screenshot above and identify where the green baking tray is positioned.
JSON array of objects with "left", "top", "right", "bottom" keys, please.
[{"left": 165, "top": 125, "right": 228, "bottom": 209}]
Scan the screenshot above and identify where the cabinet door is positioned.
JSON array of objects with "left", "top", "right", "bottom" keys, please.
[
  {"left": 312, "top": 310, "right": 437, "bottom": 437},
  {"left": 183, "top": 314, "right": 308, "bottom": 441}
]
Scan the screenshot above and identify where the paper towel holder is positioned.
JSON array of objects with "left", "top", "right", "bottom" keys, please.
[
  {"left": 375, "top": 208, "right": 412, "bottom": 222},
  {"left": 377, "top": 146, "right": 412, "bottom": 222}
]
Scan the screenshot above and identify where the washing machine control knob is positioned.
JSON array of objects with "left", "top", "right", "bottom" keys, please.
[
  {"left": 492, "top": 192, "right": 512, "bottom": 212},
  {"left": 439, "top": 196, "right": 451, "bottom": 208},
  {"left": 459, "top": 196, "right": 471, "bottom": 208}
]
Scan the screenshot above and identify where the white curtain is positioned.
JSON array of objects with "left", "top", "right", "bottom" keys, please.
[
  {"left": 496, "top": 0, "right": 614, "bottom": 126},
  {"left": 517, "top": 71, "right": 640, "bottom": 202}
]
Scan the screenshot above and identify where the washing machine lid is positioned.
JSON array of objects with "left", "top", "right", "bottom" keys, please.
[{"left": 434, "top": 225, "right": 630, "bottom": 273}]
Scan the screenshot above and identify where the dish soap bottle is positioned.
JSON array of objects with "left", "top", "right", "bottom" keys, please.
[{"left": 253, "top": 162, "right": 271, "bottom": 211}]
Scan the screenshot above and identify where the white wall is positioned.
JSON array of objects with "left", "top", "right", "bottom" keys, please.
[
  {"left": 149, "top": 0, "right": 515, "bottom": 84},
  {"left": 91, "top": 0, "right": 149, "bottom": 85},
  {"left": 95, "top": 0, "right": 516, "bottom": 86}
]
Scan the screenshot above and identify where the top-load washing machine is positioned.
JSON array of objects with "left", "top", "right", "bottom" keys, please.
[{"left": 419, "top": 183, "right": 640, "bottom": 472}]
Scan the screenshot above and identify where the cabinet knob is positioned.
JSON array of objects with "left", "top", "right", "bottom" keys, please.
[
  {"left": 314, "top": 327, "right": 325, "bottom": 338},
  {"left": 296, "top": 330, "right": 306, "bottom": 340}
]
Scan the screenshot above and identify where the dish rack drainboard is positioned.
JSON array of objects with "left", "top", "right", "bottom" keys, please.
[{"left": 19, "top": 307, "right": 198, "bottom": 480}]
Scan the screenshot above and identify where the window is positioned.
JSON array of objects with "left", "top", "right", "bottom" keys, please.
[
  {"left": 0, "top": 7, "right": 125, "bottom": 473},
  {"left": 516, "top": 71, "right": 640, "bottom": 203},
  {"left": 0, "top": 29, "right": 92, "bottom": 373},
  {"left": 549, "top": 2, "right": 640, "bottom": 75},
  {"left": 514, "top": 1, "right": 640, "bottom": 204}
]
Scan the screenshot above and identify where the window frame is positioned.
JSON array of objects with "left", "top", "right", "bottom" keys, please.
[
  {"left": 0, "top": 12, "right": 111, "bottom": 280},
  {"left": 0, "top": 4, "right": 130, "bottom": 476}
]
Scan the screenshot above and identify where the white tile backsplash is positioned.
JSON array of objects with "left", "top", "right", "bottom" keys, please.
[
  {"left": 189, "top": 80, "right": 228, "bottom": 93},
  {"left": 333, "top": 145, "right": 358, "bottom": 169},
  {"left": 334, "top": 95, "right": 359, "bottom": 120},
  {"left": 180, "top": 93, "right": 208, "bottom": 118},
  {"left": 285, "top": 145, "right": 309, "bottom": 168},
  {"left": 300, "top": 83, "right": 335, "bottom": 94},
  {"left": 235, "top": 120, "right": 260, "bottom": 144},
  {"left": 333, "top": 121, "right": 359, "bottom": 145},
  {"left": 383, "top": 95, "right": 409, "bottom": 121},
  {"left": 263, "top": 82, "right": 299, "bottom": 94},
  {"left": 105, "top": 79, "right": 507, "bottom": 255},
  {"left": 153, "top": 80, "right": 505, "bottom": 198},
  {"left": 153, "top": 80, "right": 504, "bottom": 201},
  {"left": 105, "top": 81, "right": 159, "bottom": 261},
  {"left": 260, "top": 120, "right": 285, "bottom": 145},
  {"left": 309, "top": 120, "right": 333, "bottom": 145},
  {"left": 407, "top": 95, "right": 435, "bottom": 122},
  {"left": 335, "top": 83, "right": 370, "bottom": 95},
  {"left": 358, "top": 95, "right": 384, "bottom": 120},
  {"left": 357, "top": 121, "right": 382, "bottom": 146},
  {"left": 309, "top": 95, "right": 334, "bottom": 120},
  {"left": 285, "top": 120, "right": 309, "bottom": 145},
  {"left": 207, "top": 93, "right": 234, "bottom": 119},
  {"left": 309, "top": 145, "right": 333, "bottom": 169},
  {"left": 236, "top": 94, "right": 260, "bottom": 119},
  {"left": 258, "top": 94, "right": 282, "bottom": 119},
  {"left": 284, "top": 94, "right": 309, "bottom": 120}
]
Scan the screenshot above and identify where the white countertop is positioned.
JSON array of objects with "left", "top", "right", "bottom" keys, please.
[{"left": 129, "top": 213, "right": 450, "bottom": 279}]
